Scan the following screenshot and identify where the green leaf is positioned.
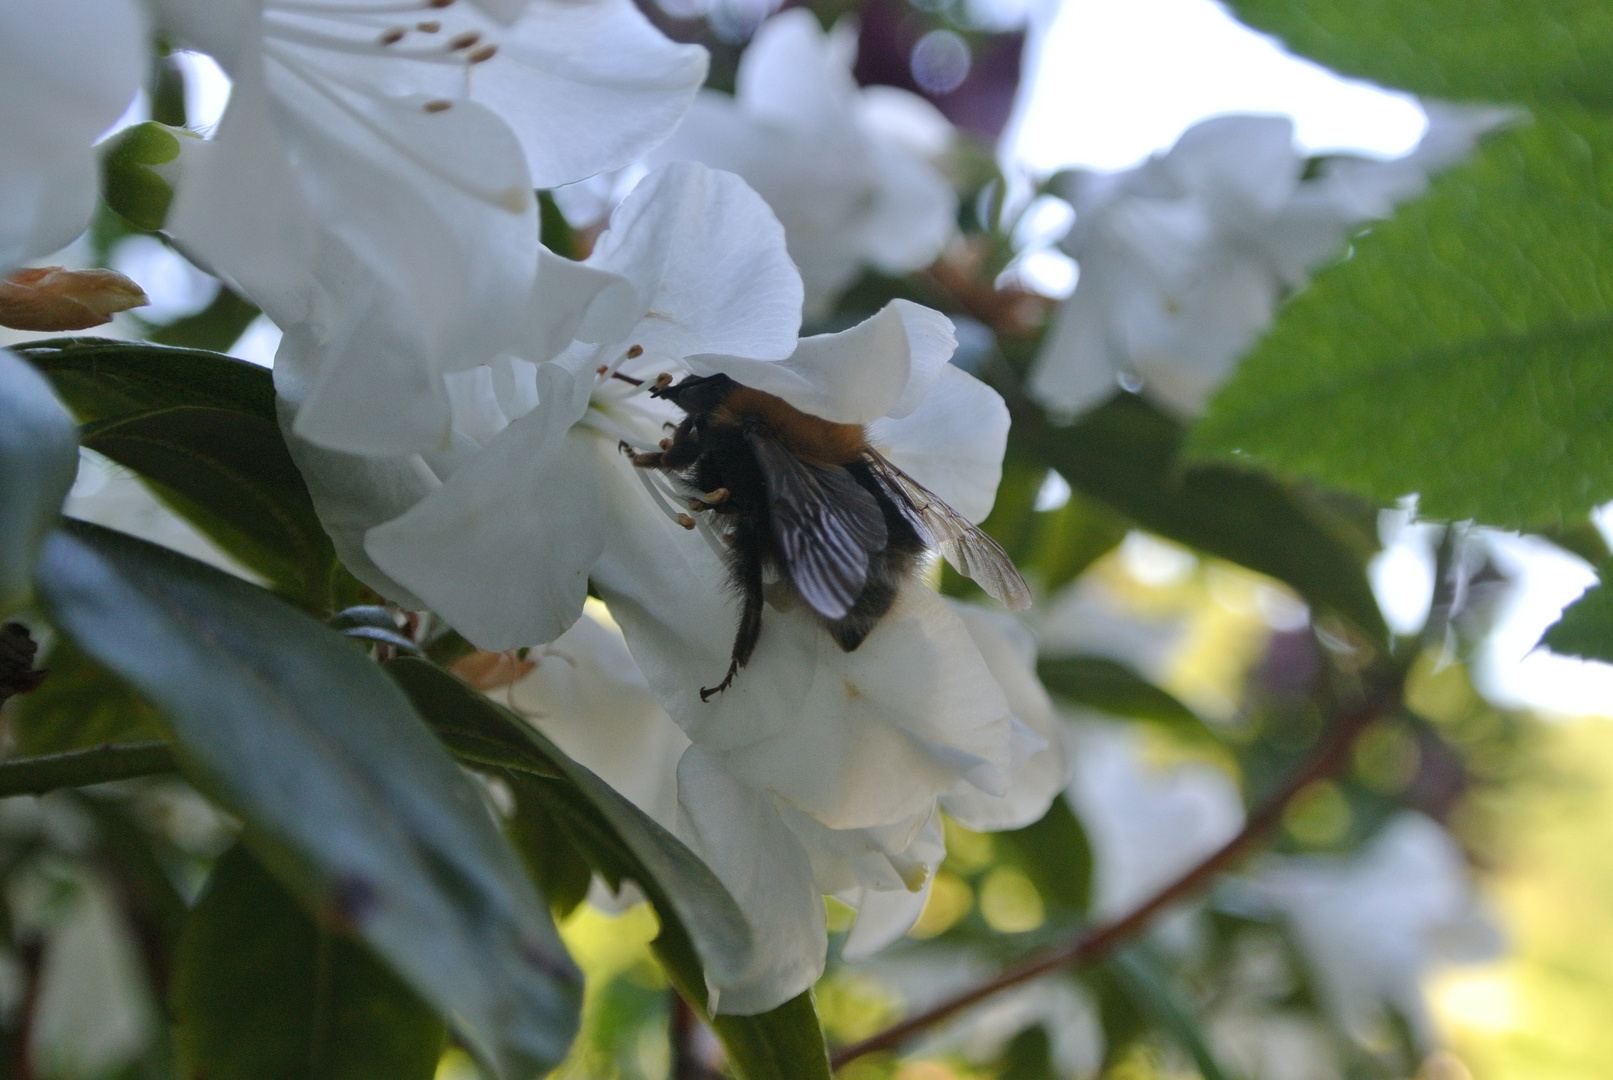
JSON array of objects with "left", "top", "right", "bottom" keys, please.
[
  {"left": 996, "top": 797, "right": 1092, "bottom": 914},
  {"left": 1109, "top": 945, "right": 1233, "bottom": 1080},
  {"left": 147, "top": 287, "right": 262, "bottom": 353},
  {"left": 1541, "top": 571, "right": 1613, "bottom": 662},
  {"left": 1027, "top": 394, "right": 1385, "bottom": 638},
  {"left": 1223, "top": 0, "right": 1613, "bottom": 107},
  {"left": 7, "top": 634, "right": 167, "bottom": 755},
  {"left": 506, "top": 779, "right": 594, "bottom": 920},
  {"left": 1024, "top": 488, "right": 1129, "bottom": 594},
  {"left": 16, "top": 337, "right": 275, "bottom": 423},
  {"left": 34, "top": 521, "right": 581, "bottom": 1078},
  {"left": 101, "top": 122, "right": 181, "bottom": 231},
  {"left": 80, "top": 407, "right": 333, "bottom": 602},
  {"left": 1037, "top": 656, "right": 1218, "bottom": 745},
  {"left": 0, "top": 350, "right": 78, "bottom": 613},
  {"left": 1191, "top": 110, "right": 1613, "bottom": 530},
  {"left": 384, "top": 659, "right": 833, "bottom": 1080},
  {"left": 173, "top": 845, "right": 445, "bottom": 1080}
]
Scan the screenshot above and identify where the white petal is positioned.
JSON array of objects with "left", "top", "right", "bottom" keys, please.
[
  {"left": 938, "top": 603, "right": 1066, "bottom": 832},
  {"left": 840, "top": 877, "right": 932, "bottom": 961},
  {"left": 734, "top": 9, "right": 856, "bottom": 131},
  {"left": 365, "top": 364, "right": 602, "bottom": 650},
  {"left": 509, "top": 611, "right": 689, "bottom": 830},
  {"left": 867, "top": 363, "right": 1008, "bottom": 524},
  {"left": 689, "top": 300, "right": 954, "bottom": 425},
  {"left": 524, "top": 248, "right": 640, "bottom": 365},
  {"left": 858, "top": 86, "right": 954, "bottom": 159},
  {"left": 1027, "top": 287, "right": 1125, "bottom": 417},
  {"left": 857, "top": 141, "right": 957, "bottom": 274},
  {"left": 0, "top": 0, "right": 145, "bottom": 269},
  {"left": 588, "top": 162, "right": 802, "bottom": 364},
  {"left": 675, "top": 747, "right": 827, "bottom": 1015},
  {"left": 474, "top": 0, "right": 708, "bottom": 187},
  {"left": 1165, "top": 115, "right": 1300, "bottom": 221}
]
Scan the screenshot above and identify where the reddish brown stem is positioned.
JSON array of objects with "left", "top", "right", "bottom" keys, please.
[{"left": 830, "top": 673, "right": 1404, "bottom": 1069}]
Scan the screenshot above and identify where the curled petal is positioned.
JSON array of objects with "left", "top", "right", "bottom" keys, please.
[
  {"left": 689, "top": 300, "right": 954, "bottom": 425},
  {"left": 366, "top": 365, "right": 602, "bottom": 650}
]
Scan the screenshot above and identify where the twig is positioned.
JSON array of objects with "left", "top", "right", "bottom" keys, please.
[
  {"left": 830, "top": 671, "right": 1405, "bottom": 1069},
  {"left": 0, "top": 742, "right": 176, "bottom": 798}
]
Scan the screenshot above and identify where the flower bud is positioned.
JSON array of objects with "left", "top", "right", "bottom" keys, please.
[{"left": 0, "top": 266, "right": 148, "bottom": 331}]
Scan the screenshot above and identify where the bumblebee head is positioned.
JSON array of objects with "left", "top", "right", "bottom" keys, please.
[{"left": 649, "top": 372, "right": 737, "bottom": 415}]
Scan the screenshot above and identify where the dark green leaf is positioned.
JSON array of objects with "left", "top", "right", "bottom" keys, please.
[
  {"left": 1024, "top": 488, "right": 1129, "bottom": 593},
  {"left": 0, "top": 350, "right": 78, "bottom": 613},
  {"left": 16, "top": 337, "right": 275, "bottom": 423},
  {"left": 35, "top": 522, "right": 580, "bottom": 1078},
  {"left": 1109, "top": 945, "right": 1233, "bottom": 1080},
  {"left": 81, "top": 407, "right": 333, "bottom": 602},
  {"left": 1541, "top": 569, "right": 1613, "bottom": 662},
  {"left": 147, "top": 287, "right": 262, "bottom": 353},
  {"left": 6, "top": 634, "right": 167, "bottom": 755},
  {"left": 998, "top": 1025, "right": 1057, "bottom": 1080},
  {"left": 1224, "top": 0, "right": 1613, "bottom": 107},
  {"left": 506, "top": 779, "right": 594, "bottom": 920},
  {"left": 1037, "top": 656, "right": 1218, "bottom": 745},
  {"left": 173, "top": 845, "right": 445, "bottom": 1080},
  {"left": 101, "top": 122, "right": 181, "bottom": 231},
  {"left": 1026, "top": 394, "right": 1385, "bottom": 638},
  {"left": 996, "top": 797, "right": 1092, "bottom": 914},
  {"left": 1191, "top": 110, "right": 1613, "bottom": 529},
  {"left": 384, "top": 659, "right": 832, "bottom": 1080}
]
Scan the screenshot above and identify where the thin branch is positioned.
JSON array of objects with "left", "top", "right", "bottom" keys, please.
[
  {"left": 830, "top": 671, "right": 1405, "bottom": 1069},
  {"left": 0, "top": 742, "right": 177, "bottom": 798}
]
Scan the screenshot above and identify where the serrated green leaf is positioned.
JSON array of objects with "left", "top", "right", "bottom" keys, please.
[
  {"left": 16, "top": 337, "right": 275, "bottom": 423},
  {"left": 1037, "top": 656, "right": 1218, "bottom": 745},
  {"left": 1224, "top": 0, "right": 1613, "bottom": 107},
  {"left": 81, "top": 407, "right": 334, "bottom": 602},
  {"left": 384, "top": 659, "right": 832, "bottom": 1080},
  {"left": 173, "top": 845, "right": 445, "bottom": 1080},
  {"left": 1027, "top": 394, "right": 1385, "bottom": 638},
  {"left": 1541, "top": 571, "right": 1613, "bottom": 662},
  {"left": 1191, "top": 110, "right": 1613, "bottom": 530},
  {"left": 34, "top": 521, "right": 580, "bottom": 1078},
  {"left": 0, "top": 350, "right": 78, "bottom": 613}
]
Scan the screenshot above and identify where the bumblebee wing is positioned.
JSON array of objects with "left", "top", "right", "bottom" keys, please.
[
  {"left": 746, "top": 428, "right": 888, "bottom": 620},
  {"left": 864, "top": 450, "right": 1033, "bottom": 611}
]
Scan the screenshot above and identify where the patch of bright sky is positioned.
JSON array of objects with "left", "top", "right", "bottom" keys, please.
[{"left": 1008, "top": 0, "right": 1427, "bottom": 174}]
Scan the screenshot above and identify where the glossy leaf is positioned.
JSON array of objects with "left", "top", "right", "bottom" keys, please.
[
  {"left": 1541, "top": 570, "right": 1613, "bottom": 662},
  {"left": 15, "top": 337, "right": 275, "bottom": 424},
  {"left": 173, "top": 845, "right": 445, "bottom": 1080},
  {"left": 34, "top": 521, "right": 581, "bottom": 1078},
  {"left": 0, "top": 350, "right": 78, "bottom": 613},
  {"left": 147, "top": 287, "right": 262, "bottom": 353},
  {"left": 385, "top": 659, "right": 833, "bottom": 1080},
  {"left": 1192, "top": 111, "right": 1613, "bottom": 529},
  {"left": 1027, "top": 394, "right": 1385, "bottom": 638},
  {"left": 81, "top": 406, "right": 333, "bottom": 601},
  {"left": 1225, "top": 0, "right": 1613, "bottom": 107}
]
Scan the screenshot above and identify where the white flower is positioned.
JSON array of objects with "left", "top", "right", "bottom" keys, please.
[
  {"left": 282, "top": 161, "right": 1055, "bottom": 1011},
  {"left": 0, "top": 0, "right": 146, "bottom": 271},
  {"left": 497, "top": 598, "right": 1063, "bottom": 1014},
  {"left": 651, "top": 9, "right": 958, "bottom": 319},
  {"left": 1238, "top": 812, "right": 1503, "bottom": 1050},
  {"left": 151, "top": 0, "right": 707, "bottom": 456},
  {"left": 1029, "top": 106, "right": 1506, "bottom": 418},
  {"left": 1064, "top": 724, "right": 1244, "bottom": 919}
]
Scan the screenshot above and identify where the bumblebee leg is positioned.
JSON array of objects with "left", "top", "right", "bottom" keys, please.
[{"left": 701, "top": 524, "right": 766, "bottom": 700}]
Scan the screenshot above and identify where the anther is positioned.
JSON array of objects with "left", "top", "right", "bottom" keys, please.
[
  {"left": 416, "top": 20, "right": 441, "bottom": 31},
  {"left": 700, "top": 488, "right": 730, "bottom": 505},
  {"left": 468, "top": 44, "right": 498, "bottom": 63},
  {"left": 626, "top": 344, "right": 643, "bottom": 359},
  {"left": 423, "top": 99, "right": 453, "bottom": 113},
  {"left": 596, "top": 365, "right": 609, "bottom": 376},
  {"left": 429, "top": 0, "right": 455, "bottom": 8},
  {"left": 653, "top": 372, "right": 674, "bottom": 389},
  {"left": 688, "top": 500, "right": 705, "bottom": 512},
  {"left": 676, "top": 514, "right": 697, "bottom": 530},
  {"left": 659, "top": 438, "right": 672, "bottom": 450},
  {"left": 447, "top": 31, "right": 481, "bottom": 51},
  {"left": 379, "top": 27, "right": 407, "bottom": 45}
]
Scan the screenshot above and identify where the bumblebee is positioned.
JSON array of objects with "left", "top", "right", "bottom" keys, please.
[{"left": 622, "top": 372, "right": 1031, "bottom": 700}]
